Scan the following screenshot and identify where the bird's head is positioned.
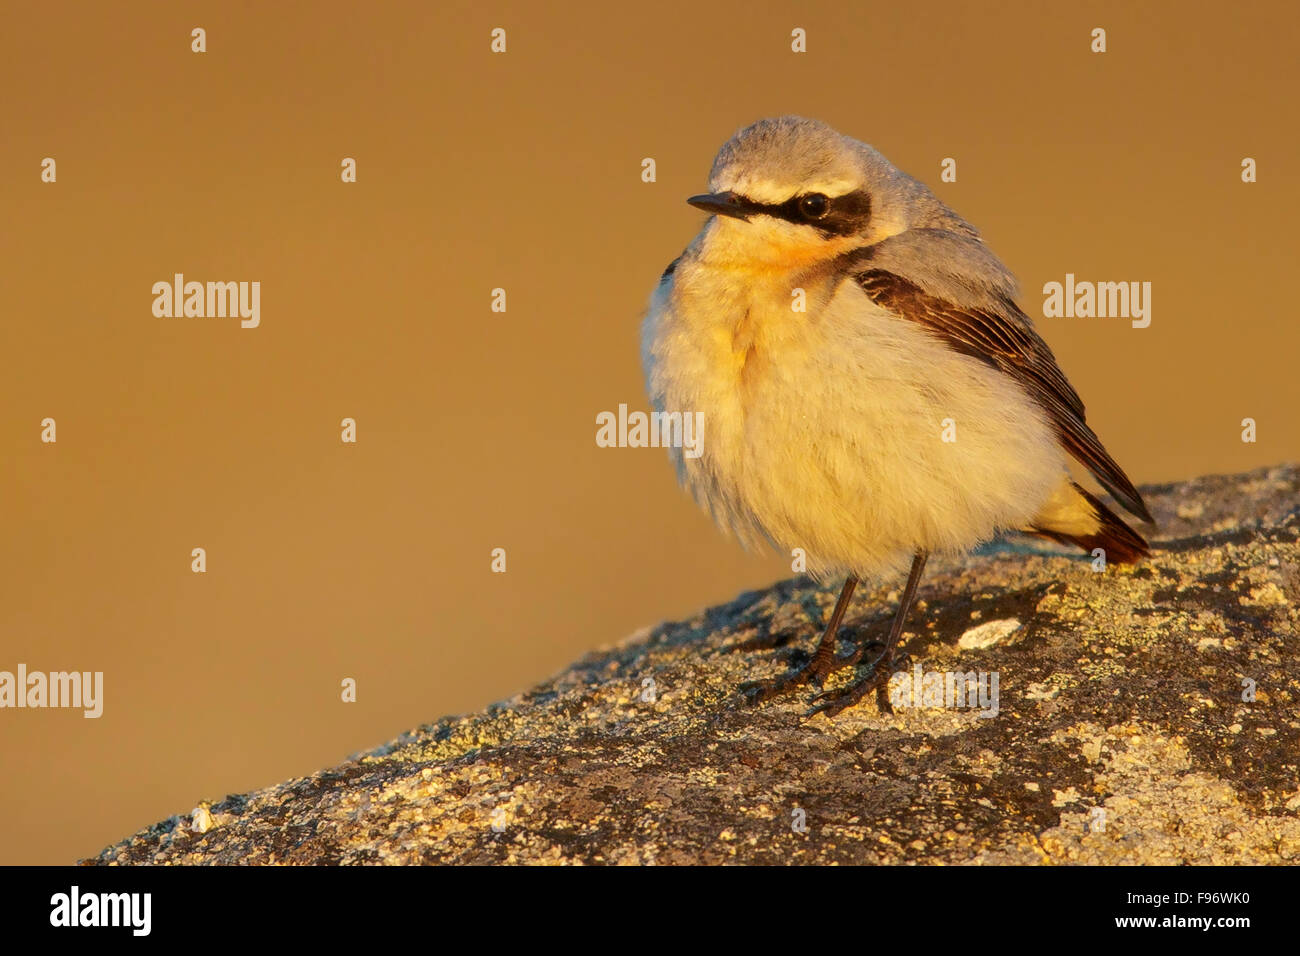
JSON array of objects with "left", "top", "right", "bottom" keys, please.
[{"left": 688, "top": 116, "right": 962, "bottom": 273}]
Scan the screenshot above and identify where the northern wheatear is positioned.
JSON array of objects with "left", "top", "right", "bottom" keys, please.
[{"left": 641, "top": 116, "right": 1151, "bottom": 716}]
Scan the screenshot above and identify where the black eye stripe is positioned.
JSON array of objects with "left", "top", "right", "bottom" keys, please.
[{"left": 738, "top": 189, "right": 872, "bottom": 236}]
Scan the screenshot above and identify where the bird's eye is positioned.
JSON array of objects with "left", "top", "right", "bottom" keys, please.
[{"left": 798, "top": 193, "right": 830, "bottom": 220}]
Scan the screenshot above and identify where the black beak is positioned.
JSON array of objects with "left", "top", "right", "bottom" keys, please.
[{"left": 687, "top": 191, "right": 753, "bottom": 220}]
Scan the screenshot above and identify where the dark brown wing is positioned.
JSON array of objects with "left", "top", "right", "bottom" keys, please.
[{"left": 856, "top": 268, "right": 1153, "bottom": 524}]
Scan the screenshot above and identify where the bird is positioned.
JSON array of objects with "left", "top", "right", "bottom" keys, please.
[{"left": 640, "top": 116, "right": 1152, "bottom": 716}]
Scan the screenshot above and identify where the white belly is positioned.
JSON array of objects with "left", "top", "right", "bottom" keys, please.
[{"left": 641, "top": 266, "right": 1066, "bottom": 580}]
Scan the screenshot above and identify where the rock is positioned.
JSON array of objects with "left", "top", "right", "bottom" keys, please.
[{"left": 89, "top": 465, "right": 1300, "bottom": 865}]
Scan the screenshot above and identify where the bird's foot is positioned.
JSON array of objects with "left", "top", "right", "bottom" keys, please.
[
  {"left": 806, "top": 646, "right": 909, "bottom": 719},
  {"left": 738, "top": 639, "right": 868, "bottom": 704}
]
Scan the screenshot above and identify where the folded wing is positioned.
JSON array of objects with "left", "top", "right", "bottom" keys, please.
[{"left": 854, "top": 267, "right": 1153, "bottom": 525}]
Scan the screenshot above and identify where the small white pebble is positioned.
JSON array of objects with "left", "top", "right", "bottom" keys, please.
[
  {"left": 191, "top": 806, "right": 214, "bottom": 835},
  {"left": 958, "top": 618, "right": 1021, "bottom": 649}
]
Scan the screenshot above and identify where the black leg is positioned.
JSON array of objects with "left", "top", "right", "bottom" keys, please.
[
  {"left": 740, "top": 575, "right": 860, "bottom": 703},
  {"left": 808, "top": 550, "right": 929, "bottom": 718}
]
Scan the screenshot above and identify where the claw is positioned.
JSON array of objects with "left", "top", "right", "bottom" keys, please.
[{"left": 804, "top": 643, "right": 897, "bottom": 718}]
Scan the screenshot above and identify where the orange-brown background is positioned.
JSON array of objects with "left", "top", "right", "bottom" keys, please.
[{"left": 2, "top": 0, "right": 1295, "bottom": 864}]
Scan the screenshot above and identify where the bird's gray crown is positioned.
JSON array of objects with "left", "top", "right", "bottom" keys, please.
[
  {"left": 708, "top": 116, "right": 973, "bottom": 236},
  {"left": 708, "top": 116, "right": 867, "bottom": 201}
]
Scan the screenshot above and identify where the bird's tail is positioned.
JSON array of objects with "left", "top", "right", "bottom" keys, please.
[{"left": 1023, "top": 479, "right": 1150, "bottom": 564}]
